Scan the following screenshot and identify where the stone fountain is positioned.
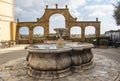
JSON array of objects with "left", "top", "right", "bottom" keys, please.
[{"left": 26, "top": 28, "right": 94, "bottom": 80}]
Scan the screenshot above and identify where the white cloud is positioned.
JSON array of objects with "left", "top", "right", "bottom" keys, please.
[
  {"left": 68, "top": 0, "right": 86, "bottom": 20},
  {"left": 85, "top": 5, "right": 114, "bottom": 17},
  {"left": 15, "top": 0, "right": 33, "bottom": 8},
  {"left": 14, "top": 0, "right": 71, "bottom": 21},
  {"left": 14, "top": 7, "right": 23, "bottom": 13},
  {"left": 70, "top": 10, "right": 81, "bottom": 18},
  {"left": 43, "top": 0, "right": 69, "bottom": 7},
  {"left": 89, "top": 11, "right": 106, "bottom": 17},
  {"left": 94, "top": 0, "right": 102, "bottom": 2},
  {"left": 14, "top": 0, "right": 85, "bottom": 21},
  {"left": 87, "top": 0, "right": 118, "bottom": 3},
  {"left": 101, "top": 21, "right": 118, "bottom": 34},
  {"left": 68, "top": 0, "right": 86, "bottom": 9},
  {"left": 109, "top": 0, "right": 118, "bottom": 4}
]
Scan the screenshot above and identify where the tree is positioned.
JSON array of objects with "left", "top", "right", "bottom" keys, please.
[{"left": 113, "top": 2, "right": 120, "bottom": 26}]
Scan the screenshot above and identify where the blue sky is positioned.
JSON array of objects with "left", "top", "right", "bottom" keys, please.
[{"left": 14, "top": 0, "right": 120, "bottom": 34}]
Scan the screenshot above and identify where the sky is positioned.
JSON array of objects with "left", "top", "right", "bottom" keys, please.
[{"left": 14, "top": 0, "right": 120, "bottom": 35}]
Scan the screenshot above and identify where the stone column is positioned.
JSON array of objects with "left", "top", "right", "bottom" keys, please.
[
  {"left": 16, "top": 26, "right": 20, "bottom": 44},
  {"left": 81, "top": 28, "right": 85, "bottom": 42},
  {"left": 44, "top": 22, "right": 49, "bottom": 38},
  {"left": 66, "top": 27, "right": 70, "bottom": 39},
  {"left": 95, "top": 27, "right": 100, "bottom": 37},
  {"left": 44, "top": 27, "right": 49, "bottom": 37},
  {"left": 44, "top": 27, "right": 49, "bottom": 38},
  {"left": 95, "top": 23, "right": 100, "bottom": 37},
  {"left": 65, "top": 22, "right": 70, "bottom": 39},
  {"left": 29, "top": 27, "right": 33, "bottom": 44}
]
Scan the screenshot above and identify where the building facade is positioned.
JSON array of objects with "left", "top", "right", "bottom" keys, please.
[
  {"left": 0, "top": 0, "right": 14, "bottom": 42},
  {"left": 105, "top": 29, "right": 120, "bottom": 41}
]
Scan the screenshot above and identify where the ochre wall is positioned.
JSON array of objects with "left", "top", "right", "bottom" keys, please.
[
  {"left": 0, "top": 0, "right": 14, "bottom": 42},
  {"left": 16, "top": 5, "right": 100, "bottom": 44},
  {"left": 10, "top": 22, "right": 17, "bottom": 41}
]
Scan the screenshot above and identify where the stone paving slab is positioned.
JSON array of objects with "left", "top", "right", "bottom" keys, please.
[
  {"left": 0, "top": 45, "right": 28, "bottom": 54},
  {"left": 0, "top": 54, "right": 120, "bottom": 81},
  {"left": 0, "top": 45, "right": 28, "bottom": 65}
]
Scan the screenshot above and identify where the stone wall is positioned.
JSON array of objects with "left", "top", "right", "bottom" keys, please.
[{"left": 16, "top": 4, "right": 101, "bottom": 44}]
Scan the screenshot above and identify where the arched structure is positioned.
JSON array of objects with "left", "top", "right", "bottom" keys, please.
[
  {"left": 16, "top": 4, "right": 100, "bottom": 44},
  {"left": 19, "top": 26, "right": 29, "bottom": 39},
  {"left": 70, "top": 26, "right": 81, "bottom": 38},
  {"left": 85, "top": 26, "right": 95, "bottom": 38},
  {"left": 49, "top": 14, "right": 65, "bottom": 33},
  {"left": 33, "top": 26, "right": 44, "bottom": 39}
]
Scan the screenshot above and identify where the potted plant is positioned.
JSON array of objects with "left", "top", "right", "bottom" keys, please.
[{"left": 99, "top": 39, "right": 108, "bottom": 48}]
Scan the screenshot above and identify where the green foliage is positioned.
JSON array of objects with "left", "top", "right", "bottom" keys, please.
[
  {"left": 99, "top": 39, "right": 108, "bottom": 45},
  {"left": 91, "top": 36, "right": 109, "bottom": 41},
  {"left": 113, "top": 1, "right": 120, "bottom": 25},
  {"left": 91, "top": 36, "right": 109, "bottom": 45},
  {"left": 33, "top": 34, "right": 44, "bottom": 39}
]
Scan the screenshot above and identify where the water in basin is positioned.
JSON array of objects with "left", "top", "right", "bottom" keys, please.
[
  {"left": 33, "top": 42, "right": 91, "bottom": 50},
  {"left": 34, "top": 43, "right": 71, "bottom": 49}
]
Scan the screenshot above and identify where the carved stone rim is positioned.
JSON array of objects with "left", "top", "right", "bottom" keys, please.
[
  {"left": 27, "top": 47, "right": 72, "bottom": 53},
  {"left": 27, "top": 43, "right": 94, "bottom": 53}
]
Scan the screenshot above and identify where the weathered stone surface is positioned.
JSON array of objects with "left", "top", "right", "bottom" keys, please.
[
  {"left": 26, "top": 44, "right": 94, "bottom": 79},
  {"left": 0, "top": 78, "right": 4, "bottom": 81}
]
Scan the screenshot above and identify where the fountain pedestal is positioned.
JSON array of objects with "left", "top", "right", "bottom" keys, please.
[
  {"left": 56, "top": 37, "right": 65, "bottom": 48},
  {"left": 54, "top": 28, "right": 67, "bottom": 48}
]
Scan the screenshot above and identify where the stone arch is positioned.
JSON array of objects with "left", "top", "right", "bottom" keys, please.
[
  {"left": 16, "top": 5, "right": 100, "bottom": 44},
  {"left": 37, "top": 5, "right": 76, "bottom": 37},
  {"left": 37, "top": 6, "right": 75, "bottom": 23},
  {"left": 33, "top": 26, "right": 44, "bottom": 39},
  {"left": 49, "top": 14, "right": 65, "bottom": 34},
  {"left": 19, "top": 26, "right": 29, "bottom": 39},
  {"left": 70, "top": 26, "right": 81, "bottom": 38}
]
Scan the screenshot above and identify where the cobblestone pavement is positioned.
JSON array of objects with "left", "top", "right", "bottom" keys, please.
[{"left": 0, "top": 46, "right": 120, "bottom": 81}]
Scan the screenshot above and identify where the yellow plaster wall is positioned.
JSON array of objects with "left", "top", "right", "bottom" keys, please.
[
  {"left": 10, "top": 22, "right": 17, "bottom": 41},
  {"left": 0, "top": 0, "right": 14, "bottom": 42},
  {"left": 0, "top": 16, "right": 13, "bottom": 21},
  {"left": 0, "top": 21, "right": 11, "bottom": 41},
  {"left": 0, "top": 1, "right": 13, "bottom": 17},
  {"left": 1, "top": 0, "right": 13, "bottom": 4}
]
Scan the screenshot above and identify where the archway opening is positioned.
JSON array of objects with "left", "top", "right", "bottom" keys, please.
[
  {"left": 33, "top": 26, "right": 44, "bottom": 39},
  {"left": 49, "top": 14, "right": 65, "bottom": 35},
  {"left": 19, "top": 27, "right": 29, "bottom": 39},
  {"left": 85, "top": 26, "right": 95, "bottom": 38},
  {"left": 70, "top": 26, "right": 81, "bottom": 38}
]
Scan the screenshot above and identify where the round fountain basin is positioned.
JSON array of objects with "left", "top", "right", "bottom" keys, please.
[{"left": 26, "top": 42, "right": 94, "bottom": 79}]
